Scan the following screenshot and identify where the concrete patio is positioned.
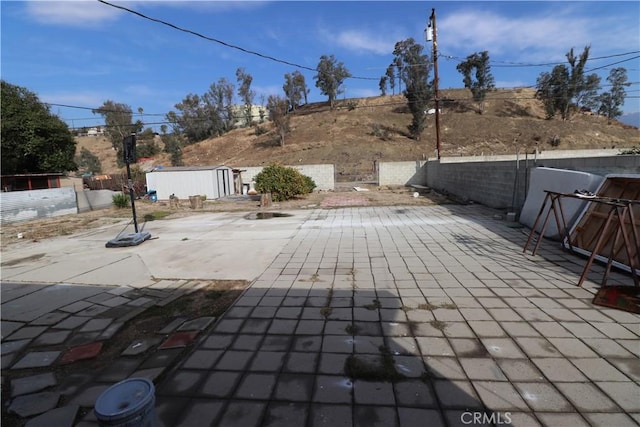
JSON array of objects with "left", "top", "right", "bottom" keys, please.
[{"left": 1, "top": 203, "right": 638, "bottom": 426}]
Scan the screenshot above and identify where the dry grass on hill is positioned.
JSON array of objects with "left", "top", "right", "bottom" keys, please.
[{"left": 76, "top": 89, "right": 639, "bottom": 177}]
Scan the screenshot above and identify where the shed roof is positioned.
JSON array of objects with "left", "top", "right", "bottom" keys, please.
[{"left": 150, "top": 165, "right": 230, "bottom": 172}]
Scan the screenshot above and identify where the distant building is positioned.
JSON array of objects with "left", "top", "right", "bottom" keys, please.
[
  {"left": 2, "top": 173, "right": 64, "bottom": 192},
  {"left": 231, "top": 105, "right": 268, "bottom": 128},
  {"left": 86, "top": 126, "right": 105, "bottom": 137}
]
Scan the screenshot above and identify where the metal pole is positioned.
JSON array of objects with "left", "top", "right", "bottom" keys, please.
[
  {"left": 431, "top": 8, "right": 441, "bottom": 159},
  {"left": 124, "top": 134, "right": 139, "bottom": 233}
]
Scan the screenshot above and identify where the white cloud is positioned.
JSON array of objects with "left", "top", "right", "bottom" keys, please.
[
  {"left": 40, "top": 91, "right": 106, "bottom": 108},
  {"left": 319, "top": 27, "right": 402, "bottom": 56},
  {"left": 333, "top": 30, "right": 395, "bottom": 55},
  {"left": 438, "top": 8, "right": 638, "bottom": 63},
  {"left": 24, "top": 0, "right": 270, "bottom": 27},
  {"left": 25, "top": 1, "right": 124, "bottom": 26}
]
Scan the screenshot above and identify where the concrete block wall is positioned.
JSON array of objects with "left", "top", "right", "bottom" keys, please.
[
  {"left": 378, "top": 161, "right": 427, "bottom": 187},
  {"left": 237, "top": 164, "right": 335, "bottom": 191},
  {"left": 77, "top": 189, "right": 121, "bottom": 213},
  {"left": 425, "top": 154, "right": 640, "bottom": 211},
  {"left": 426, "top": 160, "right": 529, "bottom": 209}
]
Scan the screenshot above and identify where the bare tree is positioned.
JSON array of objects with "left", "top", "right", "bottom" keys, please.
[{"left": 267, "top": 95, "right": 290, "bottom": 147}]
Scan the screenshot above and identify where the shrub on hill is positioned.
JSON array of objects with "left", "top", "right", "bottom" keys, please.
[{"left": 255, "top": 163, "right": 316, "bottom": 202}]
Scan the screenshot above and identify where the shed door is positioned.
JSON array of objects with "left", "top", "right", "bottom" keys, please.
[{"left": 217, "top": 169, "right": 230, "bottom": 197}]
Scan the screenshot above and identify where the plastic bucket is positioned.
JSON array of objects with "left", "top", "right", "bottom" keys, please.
[{"left": 95, "top": 378, "right": 157, "bottom": 427}]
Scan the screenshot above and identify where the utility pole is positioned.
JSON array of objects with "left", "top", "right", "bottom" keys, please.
[{"left": 427, "top": 8, "right": 442, "bottom": 159}]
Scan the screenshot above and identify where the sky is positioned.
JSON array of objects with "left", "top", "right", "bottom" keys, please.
[{"left": 2, "top": 1, "right": 639, "bottom": 131}]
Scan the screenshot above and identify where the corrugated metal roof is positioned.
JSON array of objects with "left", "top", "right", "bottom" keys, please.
[{"left": 150, "top": 165, "right": 231, "bottom": 172}]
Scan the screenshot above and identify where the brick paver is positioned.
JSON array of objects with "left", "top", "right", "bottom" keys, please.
[
  {"left": 156, "top": 205, "right": 636, "bottom": 425},
  {"left": 4, "top": 205, "right": 639, "bottom": 426}
]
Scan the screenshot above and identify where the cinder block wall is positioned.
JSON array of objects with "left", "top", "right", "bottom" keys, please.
[
  {"left": 377, "top": 155, "right": 639, "bottom": 210},
  {"left": 378, "top": 161, "right": 427, "bottom": 186},
  {"left": 237, "top": 164, "right": 335, "bottom": 191},
  {"left": 425, "top": 155, "right": 640, "bottom": 210}
]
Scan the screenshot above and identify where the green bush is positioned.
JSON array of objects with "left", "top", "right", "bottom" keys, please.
[
  {"left": 255, "top": 163, "right": 316, "bottom": 202},
  {"left": 112, "top": 193, "right": 129, "bottom": 208}
]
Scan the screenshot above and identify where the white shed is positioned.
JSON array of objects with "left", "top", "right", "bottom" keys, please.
[{"left": 145, "top": 166, "right": 233, "bottom": 200}]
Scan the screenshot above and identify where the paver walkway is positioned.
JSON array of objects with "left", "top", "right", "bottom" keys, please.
[
  {"left": 151, "top": 205, "right": 638, "bottom": 427},
  {"left": 2, "top": 204, "right": 638, "bottom": 427}
]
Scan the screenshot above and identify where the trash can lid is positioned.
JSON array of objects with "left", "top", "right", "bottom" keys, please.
[{"left": 95, "top": 378, "right": 155, "bottom": 419}]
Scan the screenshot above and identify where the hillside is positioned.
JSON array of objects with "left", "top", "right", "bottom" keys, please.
[{"left": 76, "top": 88, "right": 639, "bottom": 180}]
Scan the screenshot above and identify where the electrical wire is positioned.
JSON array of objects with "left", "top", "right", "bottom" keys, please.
[
  {"left": 439, "top": 50, "right": 640, "bottom": 68},
  {"left": 96, "top": 0, "right": 377, "bottom": 81}
]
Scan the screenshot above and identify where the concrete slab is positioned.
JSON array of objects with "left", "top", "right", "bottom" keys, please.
[
  {"left": 3, "top": 204, "right": 640, "bottom": 427},
  {"left": 5, "top": 252, "right": 131, "bottom": 283},
  {"left": 1, "top": 283, "right": 108, "bottom": 322},
  {"left": 1, "top": 339, "right": 31, "bottom": 355},
  {"left": 24, "top": 404, "right": 79, "bottom": 427},
  {"left": 10, "top": 372, "right": 57, "bottom": 397},
  {"left": 5, "top": 326, "right": 47, "bottom": 341},
  {"left": 8, "top": 391, "right": 60, "bottom": 417},
  {"left": 1, "top": 322, "right": 25, "bottom": 340},
  {"left": 177, "top": 317, "right": 215, "bottom": 331},
  {"left": 33, "top": 330, "right": 71, "bottom": 346},
  {"left": 11, "top": 351, "right": 60, "bottom": 369},
  {"left": 68, "top": 254, "right": 152, "bottom": 286},
  {"left": 0, "top": 282, "right": 44, "bottom": 303}
]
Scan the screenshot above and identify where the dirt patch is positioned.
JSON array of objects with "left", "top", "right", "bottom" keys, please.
[
  {"left": 1, "top": 280, "right": 247, "bottom": 427},
  {"left": 0, "top": 187, "right": 451, "bottom": 249}
]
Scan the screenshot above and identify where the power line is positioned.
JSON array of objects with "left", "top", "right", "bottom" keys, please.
[
  {"left": 585, "top": 55, "right": 640, "bottom": 73},
  {"left": 440, "top": 50, "right": 640, "bottom": 68},
  {"left": 96, "top": 0, "right": 377, "bottom": 81}
]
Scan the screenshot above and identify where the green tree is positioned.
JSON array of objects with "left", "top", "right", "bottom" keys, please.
[
  {"left": 267, "top": 95, "right": 290, "bottom": 147},
  {"left": 597, "top": 67, "right": 631, "bottom": 123},
  {"left": 204, "top": 77, "right": 235, "bottom": 131},
  {"left": 455, "top": 51, "right": 495, "bottom": 113},
  {"left": 283, "top": 70, "right": 309, "bottom": 112},
  {"left": 536, "top": 65, "right": 570, "bottom": 119},
  {"left": 314, "top": 55, "right": 352, "bottom": 109},
  {"left": 1, "top": 81, "right": 77, "bottom": 174},
  {"left": 378, "top": 76, "right": 388, "bottom": 96},
  {"left": 385, "top": 64, "right": 396, "bottom": 95},
  {"left": 136, "top": 129, "right": 161, "bottom": 158},
  {"left": 255, "top": 163, "right": 315, "bottom": 202},
  {"left": 166, "top": 78, "right": 235, "bottom": 143},
  {"left": 75, "top": 147, "right": 102, "bottom": 175},
  {"left": 163, "top": 133, "right": 185, "bottom": 166},
  {"left": 92, "top": 100, "right": 143, "bottom": 165},
  {"left": 535, "top": 46, "right": 600, "bottom": 120},
  {"left": 295, "top": 71, "right": 310, "bottom": 105},
  {"left": 392, "top": 38, "right": 433, "bottom": 140},
  {"left": 236, "top": 67, "right": 255, "bottom": 127}
]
